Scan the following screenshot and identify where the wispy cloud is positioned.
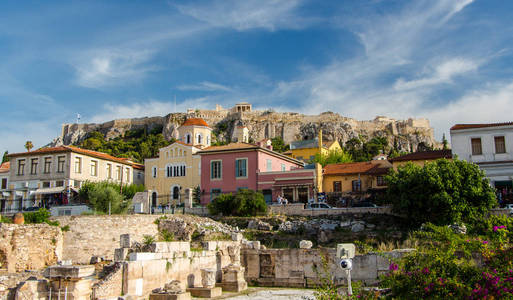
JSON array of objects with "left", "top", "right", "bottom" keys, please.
[
  {"left": 394, "top": 58, "right": 478, "bottom": 90},
  {"left": 176, "top": 81, "right": 233, "bottom": 92},
  {"left": 175, "top": 0, "right": 309, "bottom": 31},
  {"left": 73, "top": 49, "right": 156, "bottom": 88}
]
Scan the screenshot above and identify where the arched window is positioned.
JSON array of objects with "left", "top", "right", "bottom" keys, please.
[
  {"left": 206, "top": 136, "right": 210, "bottom": 145},
  {"left": 185, "top": 133, "right": 191, "bottom": 144},
  {"left": 166, "top": 165, "right": 172, "bottom": 177},
  {"left": 197, "top": 133, "right": 203, "bottom": 144}
]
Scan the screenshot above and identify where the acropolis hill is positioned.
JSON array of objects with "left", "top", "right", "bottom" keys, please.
[{"left": 51, "top": 103, "right": 438, "bottom": 151}]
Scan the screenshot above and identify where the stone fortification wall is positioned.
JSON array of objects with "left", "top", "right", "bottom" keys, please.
[
  {"left": 50, "top": 106, "right": 438, "bottom": 152},
  {"left": 0, "top": 224, "right": 62, "bottom": 272},
  {"left": 242, "top": 247, "right": 414, "bottom": 287},
  {"left": 55, "top": 215, "right": 160, "bottom": 264}
]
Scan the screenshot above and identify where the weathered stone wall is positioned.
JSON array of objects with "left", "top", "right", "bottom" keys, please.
[
  {"left": 55, "top": 215, "right": 160, "bottom": 264},
  {"left": 241, "top": 247, "right": 414, "bottom": 287},
  {"left": 0, "top": 224, "right": 62, "bottom": 272},
  {"left": 92, "top": 262, "right": 123, "bottom": 300},
  {"left": 269, "top": 204, "right": 393, "bottom": 216}
]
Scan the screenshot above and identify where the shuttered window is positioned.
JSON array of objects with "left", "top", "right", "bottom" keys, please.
[
  {"left": 471, "top": 138, "right": 482, "bottom": 155},
  {"left": 495, "top": 136, "right": 506, "bottom": 154}
]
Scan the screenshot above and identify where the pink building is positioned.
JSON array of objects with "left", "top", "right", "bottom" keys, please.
[
  {"left": 198, "top": 143, "right": 307, "bottom": 204},
  {"left": 257, "top": 168, "right": 319, "bottom": 204}
]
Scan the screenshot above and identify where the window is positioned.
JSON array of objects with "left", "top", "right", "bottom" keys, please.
[
  {"left": 17, "top": 159, "right": 25, "bottom": 175},
  {"left": 352, "top": 180, "right": 361, "bottom": 192},
  {"left": 74, "top": 157, "right": 82, "bottom": 174},
  {"left": 281, "top": 164, "right": 286, "bottom": 171},
  {"left": 186, "top": 133, "right": 191, "bottom": 144},
  {"left": 30, "top": 158, "right": 38, "bottom": 175},
  {"left": 377, "top": 176, "right": 386, "bottom": 186},
  {"left": 266, "top": 159, "right": 272, "bottom": 171},
  {"left": 42, "top": 181, "right": 50, "bottom": 188},
  {"left": 44, "top": 157, "right": 52, "bottom": 173},
  {"left": 207, "top": 136, "right": 210, "bottom": 145},
  {"left": 116, "top": 166, "right": 121, "bottom": 180},
  {"left": 125, "top": 168, "right": 130, "bottom": 183},
  {"left": 181, "top": 165, "right": 186, "bottom": 176},
  {"left": 152, "top": 166, "right": 157, "bottom": 178},
  {"left": 235, "top": 158, "right": 247, "bottom": 178},
  {"left": 57, "top": 156, "right": 65, "bottom": 173},
  {"left": 298, "top": 187, "right": 308, "bottom": 203},
  {"left": 90, "top": 160, "right": 98, "bottom": 176},
  {"left": 167, "top": 165, "right": 172, "bottom": 177},
  {"left": 211, "top": 188, "right": 222, "bottom": 201},
  {"left": 1, "top": 178, "right": 7, "bottom": 189},
  {"left": 197, "top": 133, "right": 202, "bottom": 144},
  {"left": 283, "top": 188, "right": 294, "bottom": 201},
  {"left": 471, "top": 138, "right": 482, "bottom": 155},
  {"left": 55, "top": 180, "right": 64, "bottom": 187},
  {"left": 107, "top": 164, "right": 112, "bottom": 179},
  {"left": 211, "top": 160, "right": 222, "bottom": 179},
  {"left": 495, "top": 136, "right": 506, "bottom": 154},
  {"left": 333, "top": 181, "right": 342, "bottom": 192},
  {"left": 73, "top": 180, "right": 81, "bottom": 188}
]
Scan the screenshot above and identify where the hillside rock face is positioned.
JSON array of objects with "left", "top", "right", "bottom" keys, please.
[{"left": 49, "top": 108, "right": 438, "bottom": 152}]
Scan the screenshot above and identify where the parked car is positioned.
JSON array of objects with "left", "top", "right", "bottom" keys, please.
[
  {"left": 505, "top": 204, "right": 513, "bottom": 215},
  {"left": 352, "top": 202, "right": 378, "bottom": 208},
  {"left": 22, "top": 206, "right": 41, "bottom": 212},
  {"left": 306, "top": 203, "right": 335, "bottom": 209}
]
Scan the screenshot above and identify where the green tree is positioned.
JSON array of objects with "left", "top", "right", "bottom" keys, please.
[
  {"left": 25, "top": 141, "right": 33, "bottom": 152},
  {"left": 1, "top": 151, "right": 8, "bottom": 163},
  {"left": 270, "top": 137, "right": 290, "bottom": 153},
  {"left": 442, "top": 133, "right": 449, "bottom": 150},
  {"left": 313, "top": 149, "right": 353, "bottom": 166},
  {"left": 208, "top": 189, "right": 267, "bottom": 216},
  {"left": 88, "top": 185, "right": 128, "bottom": 214},
  {"left": 193, "top": 186, "right": 201, "bottom": 203},
  {"left": 385, "top": 159, "right": 497, "bottom": 227}
]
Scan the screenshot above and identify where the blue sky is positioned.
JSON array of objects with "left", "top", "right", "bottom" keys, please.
[{"left": 2, "top": 0, "right": 513, "bottom": 155}]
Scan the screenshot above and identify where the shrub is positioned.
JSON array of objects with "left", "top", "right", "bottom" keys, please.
[
  {"left": 207, "top": 189, "right": 267, "bottom": 217},
  {"left": 385, "top": 159, "right": 497, "bottom": 227},
  {"left": 23, "top": 208, "right": 51, "bottom": 224},
  {"left": 87, "top": 184, "right": 130, "bottom": 214},
  {"left": 61, "top": 225, "right": 70, "bottom": 232},
  {"left": 143, "top": 235, "right": 155, "bottom": 246},
  {"left": 160, "top": 229, "right": 174, "bottom": 242}
]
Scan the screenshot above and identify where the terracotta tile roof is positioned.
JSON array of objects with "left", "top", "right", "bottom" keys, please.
[
  {"left": 324, "top": 161, "right": 386, "bottom": 176},
  {"left": 389, "top": 150, "right": 452, "bottom": 162},
  {"left": 451, "top": 122, "right": 513, "bottom": 131},
  {"left": 7, "top": 146, "right": 136, "bottom": 166},
  {"left": 200, "top": 143, "right": 258, "bottom": 152},
  {"left": 0, "top": 161, "right": 9, "bottom": 173},
  {"left": 182, "top": 118, "right": 209, "bottom": 127}
]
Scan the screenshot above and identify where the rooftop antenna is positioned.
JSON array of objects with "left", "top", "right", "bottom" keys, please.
[{"left": 76, "top": 113, "right": 81, "bottom": 124}]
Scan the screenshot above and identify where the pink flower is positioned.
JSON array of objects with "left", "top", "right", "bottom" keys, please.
[
  {"left": 483, "top": 240, "right": 489, "bottom": 244},
  {"left": 389, "top": 263, "right": 398, "bottom": 271}
]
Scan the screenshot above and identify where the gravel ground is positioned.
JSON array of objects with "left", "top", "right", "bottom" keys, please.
[{"left": 220, "top": 288, "right": 316, "bottom": 300}]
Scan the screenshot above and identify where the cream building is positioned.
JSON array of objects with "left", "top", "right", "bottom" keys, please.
[
  {"left": 6, "top": 146, "right": 140, "bottom": 212},
  {"left": 145, "top": 118, "right": 212, "bottom": 208}
]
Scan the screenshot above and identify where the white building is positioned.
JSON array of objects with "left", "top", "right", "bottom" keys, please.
[
  {"left": 450, "top": 122, "right": 513, "bottom": 194},
  {"left": 0, "top": 162, "right": 10, "bottom": 212}
]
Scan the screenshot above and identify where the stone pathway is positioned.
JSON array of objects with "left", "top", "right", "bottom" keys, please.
[{"left": 217, "top": 288, "right": 316, "bottom": 300}]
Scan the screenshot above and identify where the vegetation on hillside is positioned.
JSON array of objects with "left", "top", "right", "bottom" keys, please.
[
  {"left": 271, "top": 137, "right": 290, "bottom": 153},
  {"left": 76, "top": 126, "right": 173, "bottom": 163},
  {"left": 385, "top": 159, "right": 497, "bottom": 227}
]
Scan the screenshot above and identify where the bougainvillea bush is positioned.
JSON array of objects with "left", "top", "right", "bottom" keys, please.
[{"left": 357, "top": 218, "right": 513, "bottom": 299}]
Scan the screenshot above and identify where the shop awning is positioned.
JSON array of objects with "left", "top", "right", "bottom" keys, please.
[{"left": 34, "top": 187, "right": 66, "bottom": 195}]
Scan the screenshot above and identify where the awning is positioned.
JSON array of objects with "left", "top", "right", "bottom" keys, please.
[{"left": 34, "top": 187, "right": 66, "bottom": 195}]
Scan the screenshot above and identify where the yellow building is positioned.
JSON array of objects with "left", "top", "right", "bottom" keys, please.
[
  {"left": 389, "top": 150, "right": 452, "bottom": 170},
  {"left": 322, "top": 160, "right": 391, "bottom": 195},
  {"left": 288, "top": 131, "right": 342, "bottom": 162},
  {"left": 144, "top": 118, "right": 211, "bottom": 208}
]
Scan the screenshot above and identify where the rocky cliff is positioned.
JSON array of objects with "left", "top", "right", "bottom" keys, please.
[{"left": 50, "top": 108, "right": 438, "bottom": 152}]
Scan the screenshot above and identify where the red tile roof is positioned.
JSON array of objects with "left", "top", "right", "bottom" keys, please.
[
  {"left": 451, "top": 122, "right": 513, "bottom": 131},
  {"left": 182, "top": 118, "right": 209, "bottom": 127},
  {"left": 389, "top": 150, "right": 452, "bottom": 162},
  {"left": 324, "top": 161, "right": 389, "bottom": 176},
  {"left": 0, "top": 161, "right": 9, "bottom": 173},
  {"left": 7, "top": 146, "right": 136, "bottom": 166}
]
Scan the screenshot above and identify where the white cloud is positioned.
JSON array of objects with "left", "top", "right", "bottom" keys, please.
[
  {"left": 394, "top": 58, "right": 478, "bottom": 90},
  {"left": 175, "top": 0, "right": 308, "bottom": 31},
  {"left": 74, "top": 49, "right": 156, "bottom": 88},
  {"left": 176, "top": 81, "right": 233, "bottom": 92}
]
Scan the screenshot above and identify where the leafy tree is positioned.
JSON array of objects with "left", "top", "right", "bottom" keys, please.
[
  {"left": 87, "top": 185, "right": 128, "bottom": 214},
  {"left": 79, "top": 180, "right": 144, "bottom": 203},
  {"left": 270, "top": 137, "right": 289, "bottom": 153},
  {"left": 193, "top": 186, "right": 201, "bottom": 203},
  {"left": 25, "top": 141, "right": 33, "bottom": 152},
  {"left": 1, "top": 151, "right": 8, "bottom": 163},
  {"left": 385, "top": 159, "right": 497, "bottom": 227},
  {"left": 344, "top": 135, "right": 390, "bottom": 161},
  {"left": 442, "top": 133, "right": 449, "bottom": 150},
  {"left": 313, "top": 149, "right": 353, "bottom": 166},
  {"left": 208, "top": 189, "right": 267, "bottom": 216}
]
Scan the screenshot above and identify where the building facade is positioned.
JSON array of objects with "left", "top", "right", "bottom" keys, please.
[
  {"left": 389, "top": 150, "right": 452, "bottom": 170},
  {"left": 288, "top": 131, "right": 342, "bottom": 162},
  {"left": 198, "top": 143, "right": 304, "bottom": 204},
  {"left": 451, "top": 122, "right": 513, "bottom": 197},
  {"left": 0, "top": 162, "right": 9, "bottom": 212},
  {"left": 5, "top": 146, "right": 139, "bottom": 212},
  {"left": 144, "top": 117, "right": 212, "bottom": 208}
]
